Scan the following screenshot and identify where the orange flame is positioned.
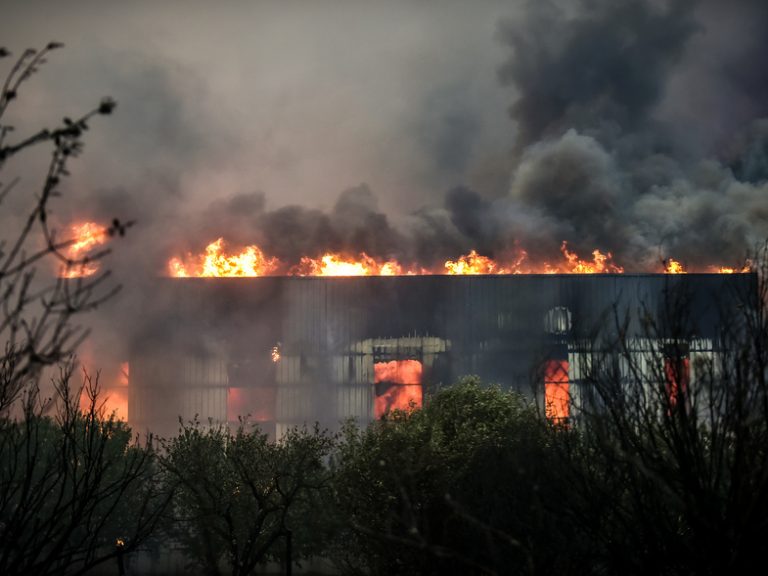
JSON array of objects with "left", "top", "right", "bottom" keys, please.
[
  {"left": 169, "top": 238, "right": 280, "bottom": 277},
  {"left": 445, "top": 250, "right": 511, "bottom": 275},
  {"left": 558, "top": 242, "right": 624, "bottom": 274},
  {"left": 711, "top": 263, "right": 751, "bottom": 274},
  {"left": 544, "top": 359, "right": 569, "bottom": 422},
  {"left": 374, "top": 359, "right": 423, "bottom": 417},
  {"left": 444, "top": 243, "right": 622, "bottom": 274},
  {"left": 167, "top": 238, "right": 748, "bottom": 276},
  {"left": 374, "top": 359, "right": 423, "bottom": 384},
  {"left": 60, "top": 221, "right": 108, "bottom": 278},
  {"left": 665, "top": 259, "right": 686, "bottom": 274},
  {"left": 291, "top": 253, "right": 413, "bottom": 276}
]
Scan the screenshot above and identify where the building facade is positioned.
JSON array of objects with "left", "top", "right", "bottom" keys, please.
[{"left": 128, "top": 274, "right": 755, "bottom": 437}]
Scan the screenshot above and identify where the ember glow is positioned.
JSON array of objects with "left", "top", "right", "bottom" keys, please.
[
  {"left": 167, "top": 239, "right": 749, "bottom": 276},
  {"left": 60, "top": 221, "right": 108, "bottom": 278}
]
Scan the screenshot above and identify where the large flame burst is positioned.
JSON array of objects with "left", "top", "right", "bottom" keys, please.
[{"left": 169, "top": 238, "right": 279, "bottom": 277}]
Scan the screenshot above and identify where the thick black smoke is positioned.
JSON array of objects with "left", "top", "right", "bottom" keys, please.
[
  {"left": 497, "top": 0, "right": 697, "bottom": 150},
  {"left": 137, "top": 0, "right": 765, "bottom": 272},
  {"left": 489, "top": 0, "right": 768, "bottom": 267},
  {"left": 157, "top": 185, "right": 408, "bottom": 266},
  {"left": 8, "top": 0, "right": 766, "bottom": 285},
  {"left": 6, "top": 0, "right": 768, "bottom": 426}
]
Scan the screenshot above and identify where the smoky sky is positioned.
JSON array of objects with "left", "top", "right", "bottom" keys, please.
[{"left": 2, "top": 0, "right": 768, "bottom": 290}]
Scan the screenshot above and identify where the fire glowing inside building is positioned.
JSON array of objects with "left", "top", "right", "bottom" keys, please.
[
  {"left": 55, "top": 221, "right": 756, "bottom": 432},
  {"left": 126, "top": 273, "right": 755, "bottom": 438}
]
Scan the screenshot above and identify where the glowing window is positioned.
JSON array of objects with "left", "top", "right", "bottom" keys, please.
[
  {"left": 544, "top": 359, "right": 569, "bottom": 421},
  {"left": 227, "top": 387, "right": 277, "bottom": 422},
  {"left": 374, "top": 360, "right": 423, "bottom": 418},
  {"left": 79, "top": 361, "right": 129, "bottom": 422},
  {"left": 664, "top": 356, "right": 690, "bottom": 412}
]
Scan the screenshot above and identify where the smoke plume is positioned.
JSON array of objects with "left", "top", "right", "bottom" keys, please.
[{"left": 3, "top": 0, "right": 768, "bottom": 382}]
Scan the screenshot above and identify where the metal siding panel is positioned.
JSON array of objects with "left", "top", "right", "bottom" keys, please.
[{"left": 129, "top": 274, "right": 756, "bottom": 434}]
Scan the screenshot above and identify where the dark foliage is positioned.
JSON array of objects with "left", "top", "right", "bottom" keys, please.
[
  {"left": 161, "top": 421, "right": 335, "bottom": 576},
  {"left": 330, "top": 379, "right": 593, "bottom": 575}
]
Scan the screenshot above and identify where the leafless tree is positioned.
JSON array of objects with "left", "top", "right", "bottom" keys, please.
[
  {"left": 0, "top": 362, "right": 168, "bottom": 576},
  {"left": 564, "top": 246, "right": 768, "bottom": 575},
  {"left": 0, "top": 42, "right": 129, "bottom": 414},
  {"left": 0, "top": 44, "right": 162, "bottom": 576}
]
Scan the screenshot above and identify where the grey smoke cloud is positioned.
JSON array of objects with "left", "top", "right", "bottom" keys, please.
[
  {"left": 2, "top": 0, "right": 767, "bottom": 295},
  {"left": 728, "top": 120, "right": 768, "bottom": 184},
  {"left": 4, "top": 0, "right": 768, "bottom": 421},
  {"left": 487, "top": 0, "right": 768, "bottom": 268}
]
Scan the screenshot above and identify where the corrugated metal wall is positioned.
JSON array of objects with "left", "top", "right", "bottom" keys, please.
[{"left": 129, "top": 274, "right": 756, "bottom": 436}]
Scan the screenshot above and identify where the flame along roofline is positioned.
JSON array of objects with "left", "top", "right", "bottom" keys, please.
[{"left": 159, "top": 271, "right": 757, "bottom": 279}]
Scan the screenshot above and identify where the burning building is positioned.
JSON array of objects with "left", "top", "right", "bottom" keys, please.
[{"left": 127, "top": 273, "right": 755, "bottom": 438}]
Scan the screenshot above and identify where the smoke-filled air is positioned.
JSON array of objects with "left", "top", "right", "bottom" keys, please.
[
  {"left": 3, "top": 0, "right": 765, "bottom": 416},
  {"left": 4, "top": 2, "right": 768, "bottom": 575},
  {"left": 3, "top": 0, "right": 768, "bottom": 284}
]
